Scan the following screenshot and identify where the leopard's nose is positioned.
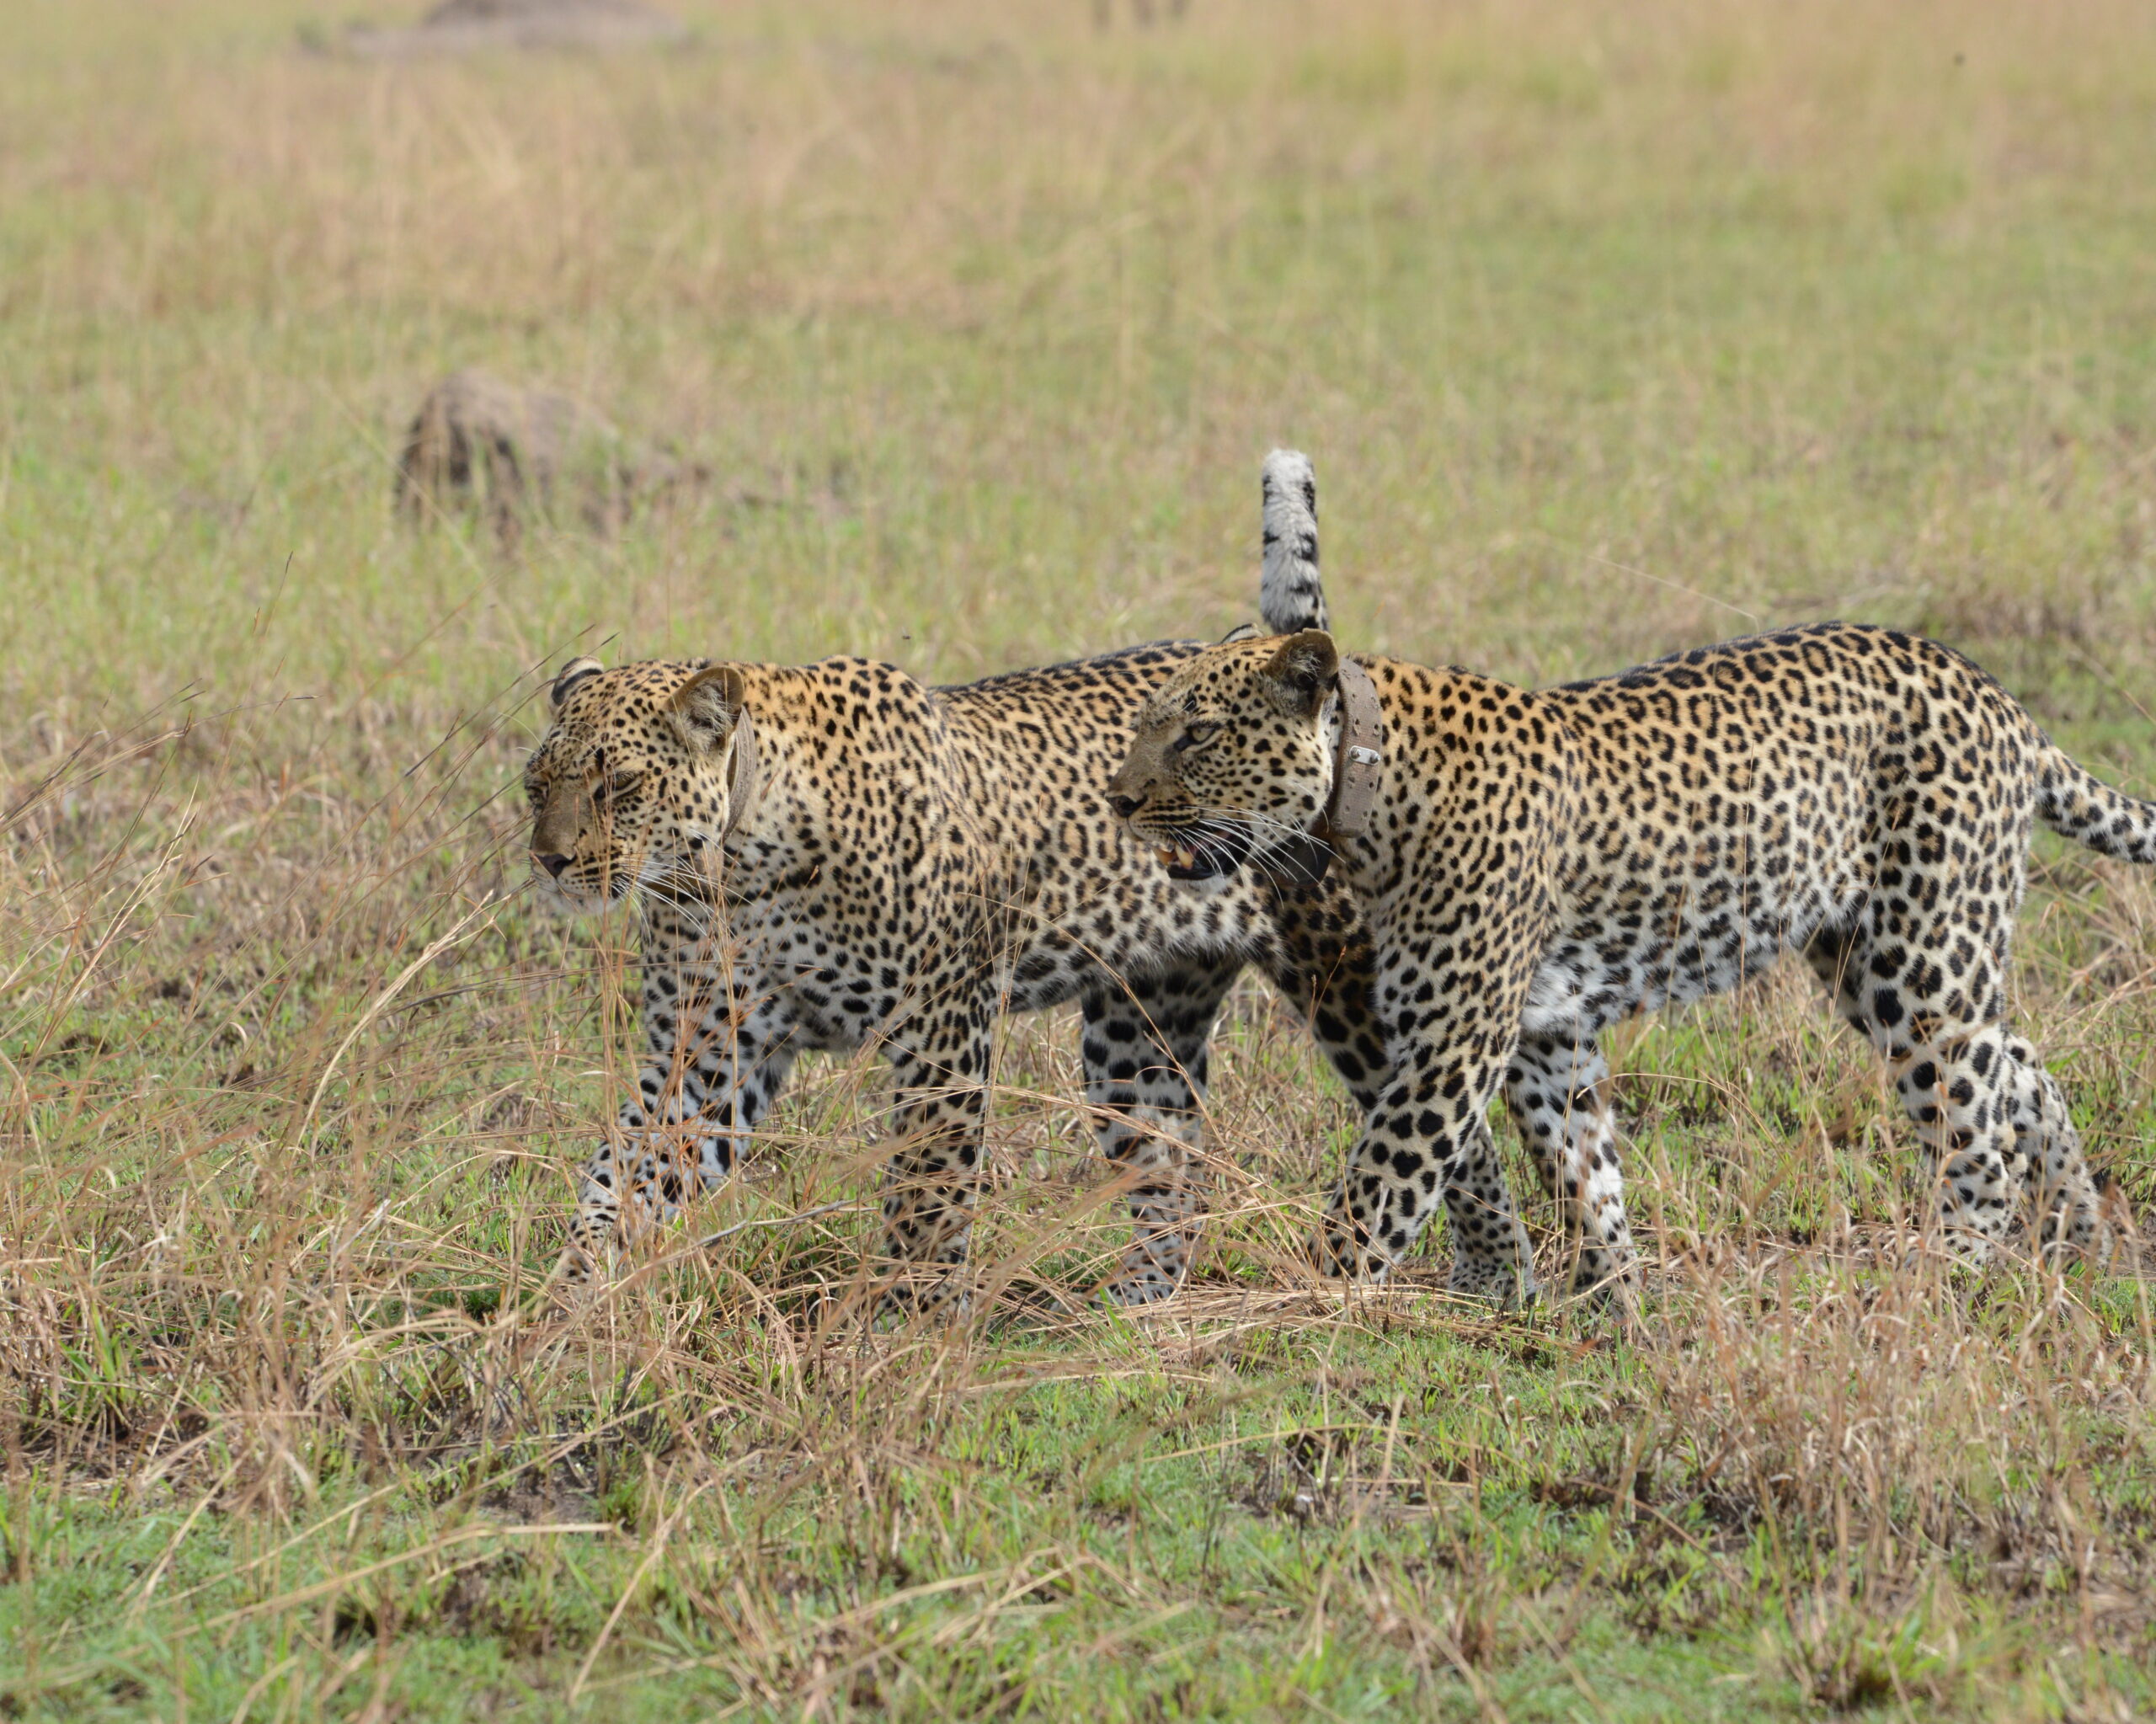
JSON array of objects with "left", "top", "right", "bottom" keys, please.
[
  {"left": 535, "top": 852, "right": 571, "bottom": 878},
  {"left": 1107, "top": 793, "right": 1142, "bottom": 821}
]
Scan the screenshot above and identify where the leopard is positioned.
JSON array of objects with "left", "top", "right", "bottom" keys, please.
[
  {"left": 1107, "top": 619, "right": 2155, "bottom": 1296},
  {"left": 521, "top": 453, "right": 1529, "bottom": 1310}
]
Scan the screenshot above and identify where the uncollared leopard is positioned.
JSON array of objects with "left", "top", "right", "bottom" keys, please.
[
  {"left": 1107, "top": 621, "right": 2153, "bottom": 1295},
  {"left": 524, "top": 454, "right": 1476, "bottom": 1309}
]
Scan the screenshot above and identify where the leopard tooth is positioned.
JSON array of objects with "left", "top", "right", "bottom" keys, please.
[{"left": 1155, "top": 846, "right": 1177, "bottom": 870}]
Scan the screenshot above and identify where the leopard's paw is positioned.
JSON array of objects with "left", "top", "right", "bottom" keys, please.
[
  {"left": 1448, "top": 1250, "right": 1538, "bottom": 1311},
  {"left": 1101, "top": 1270, "right": 1184, "bottom": 1309}
]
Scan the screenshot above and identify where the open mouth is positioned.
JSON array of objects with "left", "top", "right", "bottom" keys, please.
[{"left": 1150, "top": 827, "right": 1253, "bottom": 882}]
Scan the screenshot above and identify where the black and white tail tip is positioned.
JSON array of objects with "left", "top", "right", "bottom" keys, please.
[{"left": 1259, "top": 448, "right": 1327, "bottom": 636}]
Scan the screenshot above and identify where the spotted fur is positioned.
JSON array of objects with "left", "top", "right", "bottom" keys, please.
[
  {"left": 522, "top": 459, "right": 1411, "bottom": 1310},
  {"left": 1108, "top": 621, "right": 2152, "bottom": 1293}
]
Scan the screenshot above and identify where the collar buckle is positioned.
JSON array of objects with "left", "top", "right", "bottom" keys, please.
[{"left": 1322, "top": 660, "right": 1385, "bottom": 848}]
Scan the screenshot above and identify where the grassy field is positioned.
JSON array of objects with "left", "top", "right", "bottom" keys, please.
[{"left": 3, "top": 0, "right": 2156, "bottom": 1716}]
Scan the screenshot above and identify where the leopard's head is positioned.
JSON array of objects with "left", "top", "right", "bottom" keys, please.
[
  {"left": 522, "top": 655, "right": 753, "bottom": 911},
  {"left": 1105, "top": 630, "right": 1339, "bottom": 886}
]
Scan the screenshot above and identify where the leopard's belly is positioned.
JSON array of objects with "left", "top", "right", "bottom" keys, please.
[{"left": 1523, "top": 829, "right": 1869, "bottom": 1036}]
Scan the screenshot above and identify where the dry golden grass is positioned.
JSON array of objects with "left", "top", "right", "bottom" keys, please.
[{"left": 2, "top": 0, "right": 2154, "bottom": 1716}]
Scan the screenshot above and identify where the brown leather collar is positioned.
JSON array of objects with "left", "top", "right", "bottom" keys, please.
[
  {"left": 1273, "top": 658, "right": 1384, "bottom": 885},
  {"left": 1323, "top": 659, "right": 1385, "bottom": 844},
  {"left": 723, "top": 710, "right": 758, "bottom": 839}
]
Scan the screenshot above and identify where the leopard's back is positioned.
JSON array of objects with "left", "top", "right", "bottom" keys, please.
[{"left": 933, "top": 642, "right": 1309, "bottom": 1004}]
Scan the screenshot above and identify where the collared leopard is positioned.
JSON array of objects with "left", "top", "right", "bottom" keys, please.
[
  {"left": 523, "top": 455, "right": 1526, "bottom": 1308},
  {"left": 1107, "top": 621, "right": 2152, "bottom": 1293}
]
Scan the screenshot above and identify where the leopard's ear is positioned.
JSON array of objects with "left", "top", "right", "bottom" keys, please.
[
  {"left": 552, "top": 657, "right": 603, "bottom": 707},
  {"left": 669, "top": 664, "right": 748, "bottom": 752},
  {"left": 1263, "top": 630, "right": 1338, "bottom": 717}
]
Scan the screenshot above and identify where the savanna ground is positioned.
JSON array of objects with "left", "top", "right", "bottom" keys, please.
[{"left": 3, "top": 0, "right": 2155, "bottom": 1716}]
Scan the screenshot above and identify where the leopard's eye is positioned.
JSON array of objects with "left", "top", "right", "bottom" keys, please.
[
  {"left": 1174, "top": 722, "right": 1219, "bottom": 753},
  {"left": 590, "top": 772, "right": 641, "bottom": 811}
]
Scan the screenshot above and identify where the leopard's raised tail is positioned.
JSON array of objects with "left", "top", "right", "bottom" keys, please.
[{"left": 1258, "top": 449, "right": 1327, "bottom": 637}]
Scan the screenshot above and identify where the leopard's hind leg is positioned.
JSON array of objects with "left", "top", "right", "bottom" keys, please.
[
  {"left": 2002, "top": 1036, "right": 2111, "bottom": 1267},
  {"left": 1805, "top": 915, "right": 2020, "bottom": 1264}
]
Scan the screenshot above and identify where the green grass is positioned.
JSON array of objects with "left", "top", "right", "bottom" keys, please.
[{"left": 3, "top": 0, "right": 2156, "bottom": 1716}]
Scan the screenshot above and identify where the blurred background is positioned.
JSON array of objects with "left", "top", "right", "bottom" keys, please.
[{"left": 8, "top": 0, "right": 2153, "bottom": 713}]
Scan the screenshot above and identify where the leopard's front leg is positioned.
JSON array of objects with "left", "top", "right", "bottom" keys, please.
[
  {"left": 1311, "top": 831, "right": 1552, "bottom": 1305},
  {"left": 561, "top": 965, "right": 798, "bottom": 1284},
  {"left": 875, "top": 1004, "right": 994, "bottom": 1318},
  {"left": 1263, "top": 889, "right": 1533, "bottom": 1303},
  {"left": 1316, "top": 1031, "right": 1533, "bottom": 1303}
]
